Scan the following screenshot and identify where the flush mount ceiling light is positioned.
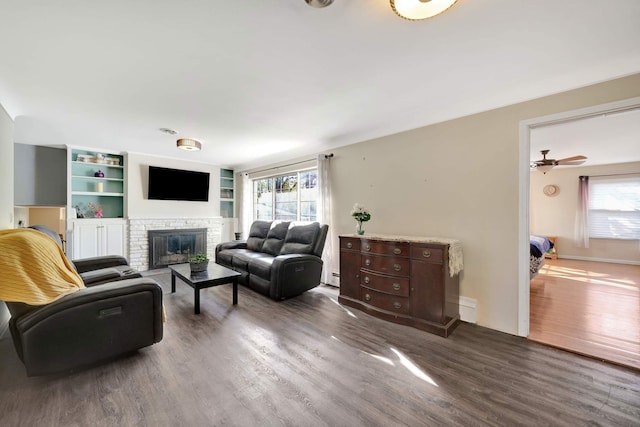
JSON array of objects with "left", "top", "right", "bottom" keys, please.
[
  {"left": 305, "top": 0, "right": 334, "bottom": 7},
  {"left": 390, "top": 0, "right": 458, "bottom": 20},
  {"left": 176, "top": 138, "right": 202, "bottom": 151}
]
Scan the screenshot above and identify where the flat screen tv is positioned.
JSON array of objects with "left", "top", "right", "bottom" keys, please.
[{"left": 148, "top": 166, "right": 210, "bottom": 202}]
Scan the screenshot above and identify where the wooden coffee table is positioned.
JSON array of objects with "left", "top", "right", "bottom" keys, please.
[{"left": 169, "top": 262, "right": 241, "bottom": 314}]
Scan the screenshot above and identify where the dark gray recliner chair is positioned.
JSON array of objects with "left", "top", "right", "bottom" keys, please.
[{"left": 3, "top": 225, "right": 163, "bottom": 376}]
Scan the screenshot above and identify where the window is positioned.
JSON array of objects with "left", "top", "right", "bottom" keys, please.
[
  {"left": 588, "top": 176, "right": 640, "bottom": 240},
  {"left": 253, "top": 170, "right": 318, "bottom": 222}
]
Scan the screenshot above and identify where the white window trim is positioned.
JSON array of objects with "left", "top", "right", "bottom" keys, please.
[{"left": 252, "top": 168, "right": 319, "bottom": 222}]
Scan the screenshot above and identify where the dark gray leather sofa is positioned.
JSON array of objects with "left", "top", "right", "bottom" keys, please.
[
  {"left": 215, "top": 221, "right": 328, "bottom": 300},
  {"left": 4, "top": 225, "right": 163, "bottom": 376}
]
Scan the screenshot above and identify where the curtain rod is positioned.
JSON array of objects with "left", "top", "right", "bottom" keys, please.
[
  {"left": 245, "top": 153, "right": 333, "bottom": 176},
  {"left": 582, "top": 172, "right": 640, "bottom": 178}
]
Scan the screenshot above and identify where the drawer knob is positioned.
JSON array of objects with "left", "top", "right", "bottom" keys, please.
[
  {"left": 393, "top": 302, "right": 402, "bottom": 309},
  {"left": 392, "top": 283, "right": 401, "bottom": 290},
  {"left": 393, "top": 264, "right": 401, "bottom": 271},
  {"left": 364, "top": 276, "right": 370, "bottom": 284},
  {"left": 346, "top": 242, "right": 352, "bottom": 249},
  {"left": 365, "top": 259, "right": 371, "bottom": 266},
  {"left": 423, "top": 250, "right": 431, "bottom": 258},
  {"left": 365, "top": 293, "right": 371, "bottom": 301},
  {"left": 364, "top": 244, "right": 371, "bottom": 251},
  {"left": 393, "top": 248, "right": 401, "bottom": 255}
]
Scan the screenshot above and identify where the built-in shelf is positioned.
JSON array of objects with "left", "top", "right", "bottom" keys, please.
[
  {"left": 72, "top": 176, "right": 124, "bottom": 182},
  {"left": 72, "top": 191, "right": 124, "bottom": 197},
  {"left": 220, "top": 169, "right": 234, "bottom": 219},
  {"left": 69, "top": 148, "right": 125, "bottom": 219}
]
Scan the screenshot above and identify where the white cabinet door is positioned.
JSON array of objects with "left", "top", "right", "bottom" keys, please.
[
  {"left": 72, "top": 221, "right": 101, "bottom": 259},
  {"left": 221, "top": 218, "right": 238, "bottom": 242},
  {"left": 103, "top": 221, "right": 125, "bottom": 256},
  {"left": 71, "top": 219, "right": 126, "bottom": 259}
]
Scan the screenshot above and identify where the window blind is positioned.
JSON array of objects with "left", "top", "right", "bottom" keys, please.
[{"left": 588, "top": 176, "right": 640, "bottom": 240}]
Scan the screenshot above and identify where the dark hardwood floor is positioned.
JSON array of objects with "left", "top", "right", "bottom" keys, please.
[
  {"left": 1, "top": 272, "right": 639, "bottom": 426},
  {"left": 530, "top": 259, "right": 640, "bottom": 370}
]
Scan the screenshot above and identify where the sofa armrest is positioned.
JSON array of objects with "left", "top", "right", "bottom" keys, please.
[
  {"left": 271, "top": 254, "right": 323, "bottom": 300},
  {"left": 11, "top": 278, "right": 163, "bottom": 375},
  {"left": 72, "top": 255, "right": 130, "bottom": 273},
  {"left": 216, "top": 240, "right": 248, "bottom": 255}
]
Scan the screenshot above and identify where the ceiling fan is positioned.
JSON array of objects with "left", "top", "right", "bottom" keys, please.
[{"left": 531, "top": 149, "right": 587, "bottom": 174}]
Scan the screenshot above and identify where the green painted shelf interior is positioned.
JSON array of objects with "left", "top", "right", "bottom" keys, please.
[
  {"left": 220, "top": 168, "right": 234, "bottom": 218},
  {"left": 71, "top": 149, "right": 125, "bottom": 218}
]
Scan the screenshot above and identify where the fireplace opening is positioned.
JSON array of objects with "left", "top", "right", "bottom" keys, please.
[{"left": 148, "top": 228, "right": 207, "bottom": 269}]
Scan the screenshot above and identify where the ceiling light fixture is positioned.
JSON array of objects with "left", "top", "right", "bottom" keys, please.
[
  {"left": 159, "top": 128, "right": 178, "bottom": 135},
  {"left": 177, "top": 138, "right": 202, "bottom": 151},
  {"left": 390, "top": 0, "right": 458, "bottom": 20},
  {"left": 305, "top": 0, "right": 334, "bottom": 8},
  {"left": 536, "top": 164, "right": 554, "bottom": 174}
]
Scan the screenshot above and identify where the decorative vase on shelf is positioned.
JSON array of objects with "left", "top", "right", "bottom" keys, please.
[
  {"left": 356, "top": 221, "right": 365, "bottom": 235},
  {"left": 94, "top": 170, "right": 104, "bottom": 178}
]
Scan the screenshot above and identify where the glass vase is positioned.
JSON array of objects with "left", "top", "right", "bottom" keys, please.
[{"left": 356, "top": 221, "right": 365, "bottom": 235}]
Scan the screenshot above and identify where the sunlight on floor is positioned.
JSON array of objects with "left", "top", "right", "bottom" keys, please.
[
  {"left": 544, "top": 264, "right": 638, "bottom": 290},
  {"left": 390, "top": 348, "right": 438, "bottom": 387},
  {"left": 327, "top": 296, "right": 358, "bottom": 318}
]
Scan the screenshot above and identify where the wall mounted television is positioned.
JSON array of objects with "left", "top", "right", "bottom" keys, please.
[{"left": 148, "top": 166, "right": 210, "bottom": 202}]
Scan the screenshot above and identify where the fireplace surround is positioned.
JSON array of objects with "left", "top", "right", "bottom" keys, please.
[
  {"left": 148, "top": 228, "right": 206, "bottom": 269},
  {"left": 127, "top": 217, "right": 222, "bottom": 272}
]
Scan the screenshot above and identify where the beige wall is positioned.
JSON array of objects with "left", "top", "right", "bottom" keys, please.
[
  {"left": 28, "top": 207, "right": 66, "bottom": 237},
  {"left": 530, "top": 162, "right": 640, "bottom": 263},
  {"left": 127, "top": 153, "right": 221, "bottom": 218},
  {"left": 239, "top": 73, "right": 640, "bottom": 335}
]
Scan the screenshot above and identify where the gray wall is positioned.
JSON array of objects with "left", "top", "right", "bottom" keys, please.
[{"left": 14, "top": 143, "right": 66, "bottom": 206}]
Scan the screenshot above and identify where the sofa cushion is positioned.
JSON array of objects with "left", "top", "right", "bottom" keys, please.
[
  {"left": 247, "top": 256, "right": 275, "bottom": 281},
  {"left": 246, "top": 221, "right": 272, "bottom": 252},
  {"left": 232, "top": 250, "right": 273, "bottom": 271},
  {"left": 261, "top": 221, "right": 290, "bottom": 256},
  {"left": 215, "top": 248, "right": 252, "bottom": 267},
  {"left": 280, "top": 222, "right": 320, "bottom": 255}
]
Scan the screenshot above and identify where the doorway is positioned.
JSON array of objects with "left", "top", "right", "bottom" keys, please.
[{"left": 518, "top": 96, "right": 640, "bottom": 349}]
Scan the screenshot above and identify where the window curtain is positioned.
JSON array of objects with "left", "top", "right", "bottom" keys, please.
[
  {"left": 317, "top": 154, "right": 334, "bottom": 285},
  {"left": 574, "top": 175, "right": 589, "bottom": 248},
  {"left": 239, "top": 173, "right": 252, "bottom": 240}
]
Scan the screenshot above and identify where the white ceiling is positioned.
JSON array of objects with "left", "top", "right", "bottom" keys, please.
[
  {"left": 1, "top": 0, "right": 639, "bottom": 170},
  {"left": 530, "top": 108, "right": 640, "bottom": 168}
]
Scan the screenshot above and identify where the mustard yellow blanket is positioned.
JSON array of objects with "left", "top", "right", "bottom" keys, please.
[{"left": 0, "top": 228, "right": 85, "bottom": 305}]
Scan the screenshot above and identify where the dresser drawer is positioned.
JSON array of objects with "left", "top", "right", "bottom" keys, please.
[
  {"left": 340, "top": 237, "right": 361, "bottom": 251},
  {"left": 360, "top": 270, "right": 410, "bottom": 297},
  {"left": 361, "top": 240, "right": 409, "bottom": 257},
  {"left": 410, "top": 245, "right": 444, "bottom": 264},
  {"left": 360, "top": 287, "right": 410, "bottom": 315},
  {"left": 361, "top": 254, "right": 410, "bottom": 276}
]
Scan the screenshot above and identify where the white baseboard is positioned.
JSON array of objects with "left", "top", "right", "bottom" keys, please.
[
  {"left": 328, "top": 271, "right": 340, "bottom": 287},
  {"left": 459, "top": 296, "right": 477, "bottom": 324},
  {"left": 560, "top": 255, "right": 640, "bottom": 266}
]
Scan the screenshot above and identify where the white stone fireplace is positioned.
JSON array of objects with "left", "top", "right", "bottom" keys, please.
[{"left": 128, "top": 217, "right": 222, "bottom": 271}]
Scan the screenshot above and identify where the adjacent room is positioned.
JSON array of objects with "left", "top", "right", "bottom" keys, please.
[
  {"left": 1, "top": 1, "right": 639, "bottom": 426},
  {"left": 528, "top": 108, "right": 640, "bottom": 370}
]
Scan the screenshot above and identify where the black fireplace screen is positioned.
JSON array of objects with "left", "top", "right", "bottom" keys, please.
[{"left": 148, "top": 228, "right": 207, "bottom": 269}]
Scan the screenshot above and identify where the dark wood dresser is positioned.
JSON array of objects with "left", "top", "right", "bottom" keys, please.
[{"left": 338, "top": 234, "right": 462, "bottom": 337}]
